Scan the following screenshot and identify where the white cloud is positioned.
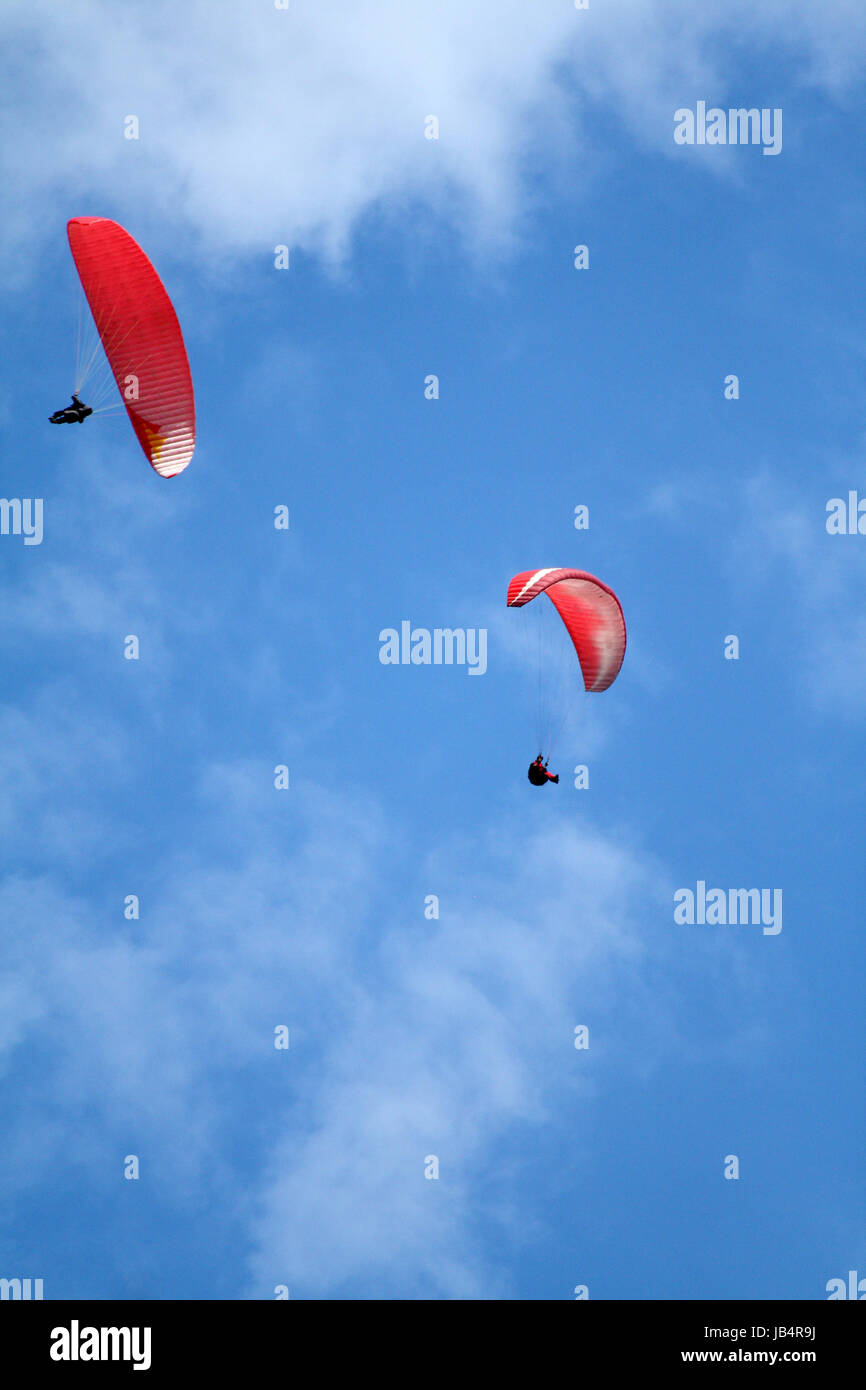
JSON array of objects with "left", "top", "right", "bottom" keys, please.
[
  {"left": 245, "top": 813, "right": 667, "bottom": 1297},
  {"left": 728, "top": 471, "right": 866, "bottom": 717},
  {"left": 3, "top": 1, "right": 865, "bottom": 273}
]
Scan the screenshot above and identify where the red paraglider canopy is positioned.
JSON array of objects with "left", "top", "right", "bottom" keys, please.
[
  {"left": 67, "top": 217, "right": 195, "bottom": 477},
  {"left": 507, "top": 568, "right": 626, "bottom": 692}
]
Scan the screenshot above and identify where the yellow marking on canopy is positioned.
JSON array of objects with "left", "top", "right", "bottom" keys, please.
[{"left": 139, "top": 419, "right": 167, "bottom": 463}]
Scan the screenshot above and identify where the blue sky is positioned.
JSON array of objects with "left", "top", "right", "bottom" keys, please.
[{"left": 1, "top": 1, "right": 864, "bottom": 1300}]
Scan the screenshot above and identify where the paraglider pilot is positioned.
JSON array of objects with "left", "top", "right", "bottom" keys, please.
[
  {"left": 49, "top": 394, "right": 92, "bottom": 425},
  {"left": 528, "top": 754, "right": 559, "bottom": 786}
]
